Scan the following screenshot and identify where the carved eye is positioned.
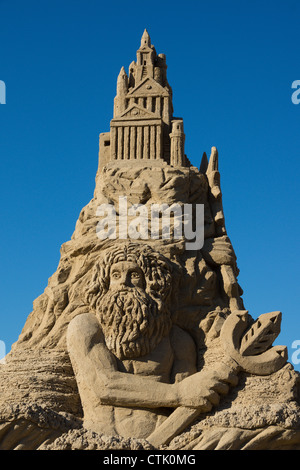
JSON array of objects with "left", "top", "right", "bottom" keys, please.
[
  {"left": 112, "top": 272, "right": 121, "bottom": 279},
  {"left": 131, "top": 271, "right": 141, "bottom": 279}
]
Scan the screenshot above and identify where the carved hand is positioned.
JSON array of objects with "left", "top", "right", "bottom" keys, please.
[{"left": 177, "top": 361, "right": 239, "bottom": 410}]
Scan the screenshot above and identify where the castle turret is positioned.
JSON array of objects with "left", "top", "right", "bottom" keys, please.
[
  {"left": 98, "top": 31, "right": 189, "bottom": 169},
  {"left": 170, "top": 119, "right": 185, "bottom": 167},
  {"left": 114, "top": 67, "right": 128, "bottom": 117},
  {"left": 140, "top": 29, "right": 151, "bottom": 48},
  {"left": 135, "top": 29, "right": 156, "bottom": 83}
]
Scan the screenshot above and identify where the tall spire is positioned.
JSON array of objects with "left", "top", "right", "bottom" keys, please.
[
  {"left": 141, "top": 29, "right": 151, "bottom": 48},
  {"left": 116, "top": 66, "right": 128, "bottom": 96},
  {"left": 113, "top": 66, "right": 128, "bottom": 117}
]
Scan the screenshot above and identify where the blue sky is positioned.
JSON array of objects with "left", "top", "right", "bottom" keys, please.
[{"left": 0, "top": 0, "right": 299, "bottom": 370}]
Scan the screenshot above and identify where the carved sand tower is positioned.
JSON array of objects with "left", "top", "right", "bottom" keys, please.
[
  {"left": 0, "top": 31, "right": 300, "bottom": 451},
  {"left": 99, "top": 29, "right": 188, "bottom": 167}
]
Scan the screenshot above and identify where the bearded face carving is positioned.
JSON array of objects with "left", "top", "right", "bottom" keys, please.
[{"left": 86, "top": 244, "right": 173, "bottom": 360}]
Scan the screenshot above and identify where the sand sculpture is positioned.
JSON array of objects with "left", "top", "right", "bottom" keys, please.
[{"left": 1, "top": 30, "right": 299, "bottom": 450}]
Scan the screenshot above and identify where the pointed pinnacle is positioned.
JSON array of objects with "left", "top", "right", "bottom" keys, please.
[
  {"left": 141, "top": 29, "right": 151, "bottom": 47},
  {"left": 200, "top": 152, "right": 208, "bottom": 173},
  {"left": 116, "top": 66, "right": 128, "bottom": 94},
  {"left": 207, "top": 146, "right": 218, "bottom": 174},
  {"left": 118, "top": 66, "right": 127, "bottom": 76}
]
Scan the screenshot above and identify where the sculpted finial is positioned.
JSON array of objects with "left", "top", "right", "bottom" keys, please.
[
  {"left": 141, "top": 28, "right": 151, "bottom": 47},
  {"left": 207, "top": 146, "right": 219, "bottom": 173},
  {"left": 116, "top": 66, "right": 128, "bottom": 95}
]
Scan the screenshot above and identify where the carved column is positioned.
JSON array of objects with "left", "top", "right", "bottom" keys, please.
[
  {"left": 163, "top": 96, "right": 170, "bottom": 124},
  {"left": 136, "top": 126, "right": 142, "bottom": 159},
  {"left": 170, "top": 120, "right": 185, "bottom": 167},
  {"left": 143, "top": 126, "right": 150, "bottom": 159},
  {"left": 110, "top": 126, "right": 117, "bottom": 160},
  {"left": 150, "top": 125, "right": 156, "bottom": 159},
  {"left": 124, "top": 126, "right": 130, "bottom": 160},
  {"left": 117, "top": 126, "right": 123, "bottom": 160},
  {"left": 130, "top": 126, "right": 136, "bottom": 160},
  {"left": 156, "top": 96, "right": 161, "bottom": 116},
  {"left": 156, "top": 125, "right": 162, "bottom": 159}
]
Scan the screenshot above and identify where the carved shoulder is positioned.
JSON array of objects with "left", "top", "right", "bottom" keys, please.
[
  {"left": 67, "top": 313, "right": 102, "bottom": 353},
  {"left": 67, "top": 312, "right": 118, "bottom": 373}
]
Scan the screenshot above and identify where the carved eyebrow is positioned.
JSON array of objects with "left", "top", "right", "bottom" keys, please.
[{"left": 111, "top": 267, "right": 121, "bottom": 273}]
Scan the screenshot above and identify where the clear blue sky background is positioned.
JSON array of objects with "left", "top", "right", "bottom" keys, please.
[{"left": 0, "top": 0, "right": 299, "bottom": 370}]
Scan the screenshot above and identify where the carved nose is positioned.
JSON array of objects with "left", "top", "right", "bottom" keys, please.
[{"left": 120, "top": 274, "right": 130, "bottom": 287}]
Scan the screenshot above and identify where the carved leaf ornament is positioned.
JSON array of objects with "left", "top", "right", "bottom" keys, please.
[{"left": 240, "top": 311, "right": 282, "bottom": 356}]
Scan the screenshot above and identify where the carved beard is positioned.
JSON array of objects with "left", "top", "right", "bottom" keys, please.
[{"left": 96, "top": 287, "right": 171, "bottom": 360}]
